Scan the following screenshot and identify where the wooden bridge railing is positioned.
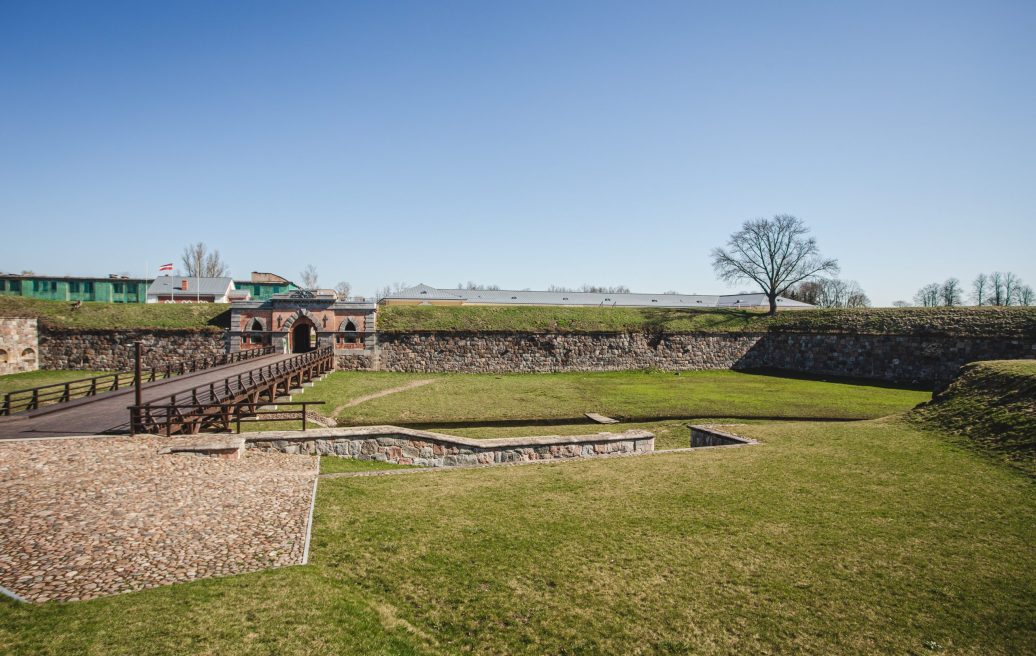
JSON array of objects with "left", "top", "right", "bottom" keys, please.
[
  {"left": 0, "top": 346, "right": 276, "bottom": 417},
  {"left": 129, "top": 346, "right": 334, "bottom": 436}
]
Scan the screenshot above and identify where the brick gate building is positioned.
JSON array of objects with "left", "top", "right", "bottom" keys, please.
[{"left": 228, "top": 290, "right": 376, "bottom": 365}]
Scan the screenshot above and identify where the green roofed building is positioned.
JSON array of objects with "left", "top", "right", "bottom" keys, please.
[{"left": 0, "top": 271, "right": 297, "bottom": 304}]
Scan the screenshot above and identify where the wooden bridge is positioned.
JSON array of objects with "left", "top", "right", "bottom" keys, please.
[
  {"left": 0, "top": 348, "right": 334, "bottom": 440},
  {"left": 130, "top": 347, "right": 334, "bottom": 435}
]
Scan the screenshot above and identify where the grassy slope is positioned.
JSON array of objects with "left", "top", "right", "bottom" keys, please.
[
  {"left": 909, "top": 360, "right": 1036, "bottom": 476},
  {"left": 300, "top": 371, "right": 930, "bottom": 425},
  {"left": 2, "top": 418, "right": 1033, "bottom": 655},
  {"left": 379, "top": 304, "right": 1036, "bottom": 336},
  {"left": 0, "top": 297, "right": 228, "bottom": 330}
]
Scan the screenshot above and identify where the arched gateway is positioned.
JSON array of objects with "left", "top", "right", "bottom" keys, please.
[{"left": 227, "top": 289, "right": 376, "bottom": 361}]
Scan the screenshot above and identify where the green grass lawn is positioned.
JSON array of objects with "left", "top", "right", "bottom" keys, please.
[
  {"left": 0, "top": 297, "right": 228, "bottom": 330},
  {"left": 0, "top": 370, "right": 110, "bottom": 401},
  {"left": 300, "top": 370, "right": 930, "bottom": 426},
  {"left": 2, "top": 417, "right": 1033, "bottom": 655}
]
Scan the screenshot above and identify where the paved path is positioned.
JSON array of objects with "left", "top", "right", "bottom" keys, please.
[
  {"left": 0, "top": 353, "right": 294, "bottom": 439},
  {"left": 0, "top": 435, "right": 318, "bottom": 603}
]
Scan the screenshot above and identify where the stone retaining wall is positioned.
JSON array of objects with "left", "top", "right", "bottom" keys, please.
[
  {"left": 39, "top": 327, "right": 225, "bottom": 371},
  {"left": 375, "top": 331, "right": 1035, "bottom": 386},
  {"left": 0, "top": 318, "right": 38, "bottom": 375},
  {"left": 246, "top": 425, "right": 655, "bottom": 467}
]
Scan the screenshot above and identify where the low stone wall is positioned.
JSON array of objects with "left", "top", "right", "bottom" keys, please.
[
  {"left": 374, "top": 330, "right": 1035, "bottom": 387},
  {"left": 689, "top": 425, "right": 759, "bottom": 448},
  {"left": 0, "top": 317, "right": 38, "bottom": 375},
  {"left": 246, "top": 425, "right": 655, "bottom": 467},
  {"left": 39, "top": 327, "right": 225, "bottom": 371},
  {"left": 336, "top": 353, "right": 373, "bottom": 371}
]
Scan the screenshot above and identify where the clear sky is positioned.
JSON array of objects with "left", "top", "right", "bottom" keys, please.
[{"left": 2, "top": 1, "right": 1033, "bottom": 305}]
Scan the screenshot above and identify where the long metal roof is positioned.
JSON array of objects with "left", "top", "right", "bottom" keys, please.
[
  {"left": 383, "top": 284, "right": 813, "bottom": 308},
  {"left": 146, "top": 276, "right": 235, "bottom": 297}
]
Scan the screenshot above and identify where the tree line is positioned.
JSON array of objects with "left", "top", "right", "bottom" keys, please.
[{"left": 911, "top": 273, "right": 1033, "bottom": 307}]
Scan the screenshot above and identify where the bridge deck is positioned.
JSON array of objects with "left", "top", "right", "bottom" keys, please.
[{"left": 0, "top": 353, "right": 297, "bottom": 440}]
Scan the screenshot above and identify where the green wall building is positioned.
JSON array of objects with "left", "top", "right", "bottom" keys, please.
[{"left": 0, "top": 273, "right": 297, "bottom": 304}]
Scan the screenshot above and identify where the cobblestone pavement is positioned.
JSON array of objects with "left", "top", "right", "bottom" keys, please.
[{"left": 0, "top": 436, "right": 318, "bottom": 603}]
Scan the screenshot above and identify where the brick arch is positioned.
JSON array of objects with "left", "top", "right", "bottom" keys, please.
[
  {"left": 245, "top": 317, "right": 266, "bottom": 331},
  {"left": 339, "top": 319, "right": 358, "bottom": 332},
  {"left": 281, "top": 309, "right": 316, "bottom": 331}
]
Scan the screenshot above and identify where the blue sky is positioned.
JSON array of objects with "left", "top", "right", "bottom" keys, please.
[{"left": 1, "top": 0, "right": 1033, "bottom": 304}]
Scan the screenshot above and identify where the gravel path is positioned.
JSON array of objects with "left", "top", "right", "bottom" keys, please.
[{"left": 0, "top": 436, "right": 318, "bottom": 603}]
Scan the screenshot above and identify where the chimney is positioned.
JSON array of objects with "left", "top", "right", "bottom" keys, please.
[{"left": 181, "top": 279, "right": 189, "bottom": 291}]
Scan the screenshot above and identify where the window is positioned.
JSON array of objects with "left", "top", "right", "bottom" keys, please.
[
  {"left": 69, "top": 281, "right": 80, "bottom": 293},
  {"left": 113, "top": 283, "right": 124, "bottom": 293},
  {"left": 344, "top": 319, "right": 357, "bottom": 332},
  {"left": 83, "top": 281, "right": 94, "bottom": 294},
  {"left": 249, "top": 318, "right": 263, "bottom": 331},
  {"left": 9, "top": 280, "right": 20, "bottom": 293}
]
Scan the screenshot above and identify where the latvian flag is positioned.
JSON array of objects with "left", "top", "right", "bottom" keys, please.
[{"left": 159, "top": 263, "right": 174, "bottom": 272}]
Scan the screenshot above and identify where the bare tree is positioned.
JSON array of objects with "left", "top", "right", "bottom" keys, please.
[
  {"left": 940, "top": 278, "right": 962, "bottom": 306},
  {"left": 300, "top": 265, "right": 319, "bottom": 289},
  {"left": 972, "top": 274, "right": 989, "bottom": 306},
  {"left": 374, "top": 281, "right": 410, "bottom": 302},
  {"left": 914, "top": 283, "right": 941, "bottom": 307},
  {"left": 334, "top": 281, "right": 352, "bottom": 299},
  {"left": 181, "top": 242, "right": 229, "bottom": 277},
  {"left": 711, "top": 215, "right": 838, "bottom": 315},
  {"left": 791, "top": 278, "right": 869, "bottom": 308},
  {"left": 457, "top": 282, "right": 501, "bottom": 290},
  {"left": 1018, "top": 285, "right": 1035, "bottom": 306},
  {"left": 892, "top": 300, "right": 911, "bottom": 308},
  {"left": 1003, "top": 271, "right": 1022, "bottom": 306}
]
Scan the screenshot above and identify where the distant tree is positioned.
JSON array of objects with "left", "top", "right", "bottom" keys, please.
[
  {"left": 892, "top": 300, "right": 911, "bottom": 308},
  {"left": 940, "top": 278, "right": 963, "bottom": 306},
  {"left": 987, "top": 271, "right": 1025, "bottom": 306},
  {"left": 181, "top": 242, "right": 228, "bottom": 278},
  {"left": 663, "top": 290, "right": 681, "bottom": 295},
  {"left": 1018, "top": 285, "right": 1035, "bottom": 306},
  {"left": 972, "top": 274, "right": 989, "bottom": 306},
  {"left": 20, "top": 270, "right": 35, "bottom": 275},
  {"left": 300, "top": 265, "right": 319, "bottom": 289},
  {"left": 711, "top": 214, "right": 839, "bottom": 315},
  {"left": 1003, "top": 271, "right": 1022, "bottom": 306},
  {"left": 458, "top": 282, "right": 501, "bottom": 290},
  {"left": 914, "top": 283, "right": 941, "bottom": 307},
  {"left": 334, "top": 281, "right": 352, "bottom": 299},
  {"left": 374, "top": 281, "right": 409, "bottom": 302},
  {"left": 579, "top": 284, "right": 630, "bottom": 294},
  {"left": 547, "top": 284, "right": 631, "bottom": 294},
  {"left": 787, "top": 278, "right": 868, "bottom": 308},
  {"left": 786, "top": 280, "right": 823, "bottom": 305}
]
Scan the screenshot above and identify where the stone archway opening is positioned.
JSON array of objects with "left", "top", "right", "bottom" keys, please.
[{"left": 291, "top": 320, "right": 317, "bottom": 353}]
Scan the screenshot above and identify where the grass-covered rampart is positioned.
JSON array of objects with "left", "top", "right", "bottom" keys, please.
[
  {"left": 910, "top": 359, "right": 1036, "bottom": 475},
  {"left": 378, "top": 304, "right": 1036, "bottom": 336},
  {"left": 0, "top": 297, "right": 228, "bottom": 330}
]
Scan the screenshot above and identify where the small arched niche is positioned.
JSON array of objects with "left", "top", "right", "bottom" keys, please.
[{"left": 20, "top": 347, "right": 36, "bottom": 362}]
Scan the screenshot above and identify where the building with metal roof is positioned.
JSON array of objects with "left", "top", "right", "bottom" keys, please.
[
  {"left": 380, "top": 284, "right": 813, "bottom": 309},
  {"left": 146, "top": 276, "right": 236, "bottom": 303}
]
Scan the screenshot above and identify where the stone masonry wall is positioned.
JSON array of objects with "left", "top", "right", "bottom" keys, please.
[
  {"left": 246, "top": 426, "right": 655, "bottom": 467},
  {"left": 375, "top": 331, "right": 1035, "bottom": 387},
  {"left": 0, "top": 317, "right": 39, "bottom": 375},
  {"left": 39, "top": 327, "right": 225, "bottom": 371},
  {"left": 379, "top": 332, "right": 764, "bottom": 373}
]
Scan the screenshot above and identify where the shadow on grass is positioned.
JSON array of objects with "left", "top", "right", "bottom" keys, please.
[{"left": 732, "top": 367, "right": 935, "bottom": 392}]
